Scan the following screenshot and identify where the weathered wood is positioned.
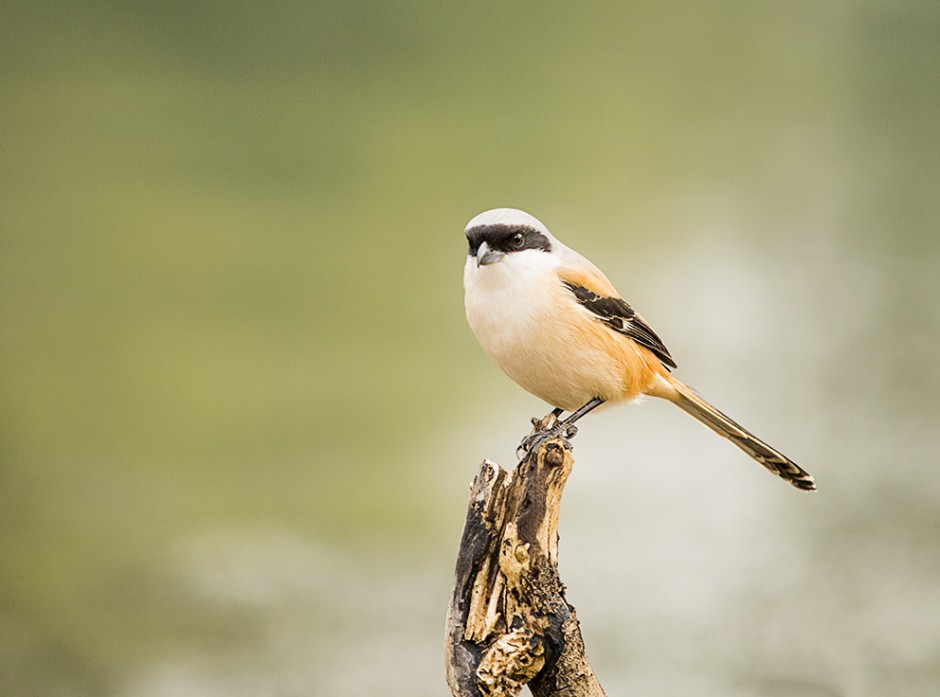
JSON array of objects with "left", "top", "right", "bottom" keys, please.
[{"left": 445, "top": 421, "right": 607, "bottom": 697}]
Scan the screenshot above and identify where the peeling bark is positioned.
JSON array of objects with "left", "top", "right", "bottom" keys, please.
[{"left": 445, "top": 423, "right": 606, "bottom": 697}]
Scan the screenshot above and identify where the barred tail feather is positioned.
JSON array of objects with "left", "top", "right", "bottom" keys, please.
[{"left": 665, "top": 379, "right": 816, "bottom": 492}]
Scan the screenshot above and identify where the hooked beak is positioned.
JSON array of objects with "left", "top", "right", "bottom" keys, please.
[{"left": 476, "top": 241, "right": 504, "bottom": 267}]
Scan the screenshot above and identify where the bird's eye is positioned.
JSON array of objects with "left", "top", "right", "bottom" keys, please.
[{"left": 510, "top": 232, "right": 525, "bottom": 248}]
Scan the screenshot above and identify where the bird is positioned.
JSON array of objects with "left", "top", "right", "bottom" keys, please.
[{"left": 462, "top": 207, "right": 816, "bottom": 491}]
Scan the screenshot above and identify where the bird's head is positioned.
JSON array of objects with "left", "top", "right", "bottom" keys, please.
[{"left": 464, "top": 208, "right": 555, "bottom": 269}]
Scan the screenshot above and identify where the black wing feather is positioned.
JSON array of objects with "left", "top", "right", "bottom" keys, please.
[{"left": 563, "top": 281, "right": 677, "bottom": 370}]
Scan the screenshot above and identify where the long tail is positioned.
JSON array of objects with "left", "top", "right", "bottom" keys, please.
[{"left": 659, "top": 377, "right": 816, "bottom": 492}]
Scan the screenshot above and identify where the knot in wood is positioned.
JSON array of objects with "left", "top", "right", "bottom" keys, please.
[
  {"left": 476, "top": 626, "right": 545, "bottom": 696},
  {"left": 499, "top": 523, "right": 531, "bottom": 583},
  {"left": 543, "top": 441, "right": 566, "bottom": 468}
]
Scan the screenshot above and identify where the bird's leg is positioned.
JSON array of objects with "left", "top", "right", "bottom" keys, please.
[
  {"left": 519, "top": 408, "right": 564, "bottom": 459},
  {"left": 517, "top": 399, "right": 604, "bottom": 458},
  {"left": 556, "top": 397, "right": 605, "bottom": 437}
]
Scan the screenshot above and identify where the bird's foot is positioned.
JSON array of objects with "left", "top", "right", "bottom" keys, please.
[{"left": 516, "top": 411, "right": 578, "bottom": 459}]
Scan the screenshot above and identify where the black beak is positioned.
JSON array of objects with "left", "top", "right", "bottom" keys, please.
[{"left": 476, "top": 241, "right": 504, "bottom": 267}]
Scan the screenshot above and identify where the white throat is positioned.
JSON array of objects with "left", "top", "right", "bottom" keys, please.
[{"left": 464, "top": 248, "right": 560, "bottom": 358}]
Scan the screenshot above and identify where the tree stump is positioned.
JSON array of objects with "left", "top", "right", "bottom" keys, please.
[{"left": 444, "top": 422, "right": 606, "bottom": 697}]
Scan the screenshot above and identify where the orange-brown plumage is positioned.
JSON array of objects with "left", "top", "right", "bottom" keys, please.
[{"left": 463, "top": 207, "right": 816, "bottom": 491}]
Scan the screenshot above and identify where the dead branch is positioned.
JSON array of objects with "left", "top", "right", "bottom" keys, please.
[{"left": 445, "top": 425, "right": 606, "bottom": 697}]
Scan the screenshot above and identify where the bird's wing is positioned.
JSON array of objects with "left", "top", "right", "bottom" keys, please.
[{"left": 558, "top": 267, "right": 677, "bottom": 370}]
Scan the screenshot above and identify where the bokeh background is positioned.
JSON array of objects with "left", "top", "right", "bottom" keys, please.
[{"left": 3, "top": 2, "right": 939, "bottom": 696}]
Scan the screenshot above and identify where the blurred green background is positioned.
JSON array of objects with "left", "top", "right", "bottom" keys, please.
[{"left": 3, "top": 2, "right": 939, "bottom": 695}]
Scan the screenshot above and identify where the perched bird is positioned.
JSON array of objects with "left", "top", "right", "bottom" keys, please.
[{"left": 463, "top": 207, "right": 815, "bottom": 491}]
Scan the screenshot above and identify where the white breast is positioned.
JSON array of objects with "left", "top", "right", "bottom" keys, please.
[
  {"left": 463, "top": 250, "right": 629, "bottom": 411},
  {"left": 464, "top": 251, "right": 555, "bottom": 357}
]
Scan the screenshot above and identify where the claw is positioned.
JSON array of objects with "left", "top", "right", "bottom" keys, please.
[{"left": 517, "top": 410, "right": 576, "bottom": 459}]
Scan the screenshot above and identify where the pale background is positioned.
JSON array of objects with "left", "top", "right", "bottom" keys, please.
[{"left": 3, "top": 2, "right": 939, "bottom": 696}]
